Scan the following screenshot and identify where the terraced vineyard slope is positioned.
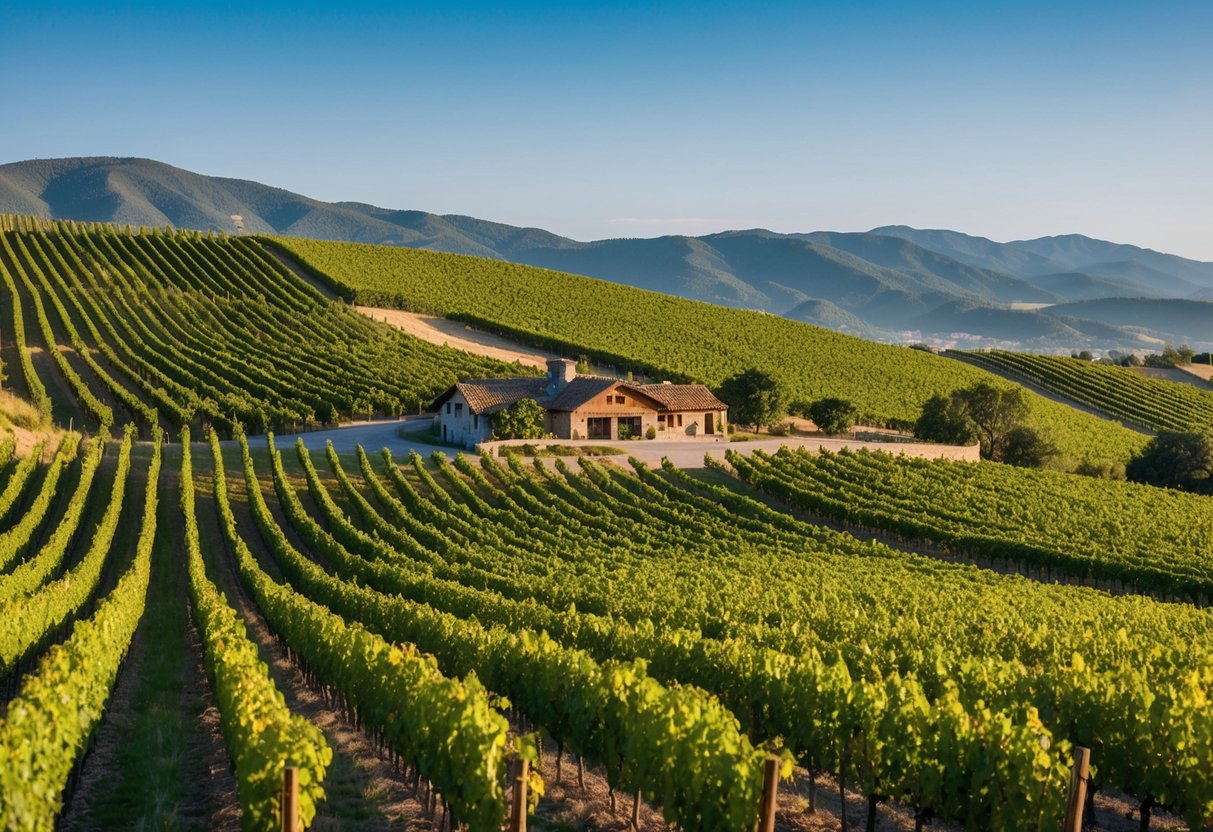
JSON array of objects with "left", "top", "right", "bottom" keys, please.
[
  {"left": 953, "top": 349, "right": 1213, "bottom": 433},
  {"left": 274, "top": 237, "right": 1148, "bottom": 465}
]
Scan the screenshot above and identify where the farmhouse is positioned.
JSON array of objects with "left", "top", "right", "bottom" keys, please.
[{"left": 432, "top": 359, "right": 728, "bottom": 448}]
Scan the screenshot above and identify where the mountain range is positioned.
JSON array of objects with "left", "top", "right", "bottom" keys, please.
[{"left": 3, "top": 156, "right": 1211, "bottom": 350}]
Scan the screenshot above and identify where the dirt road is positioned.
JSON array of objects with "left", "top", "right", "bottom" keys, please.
[{"left": 356, "top": 306, "right": 556, "bottom": 368}]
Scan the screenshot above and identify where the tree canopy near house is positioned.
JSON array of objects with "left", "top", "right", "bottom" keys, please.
[
  {"left": 492, "top": 398, "right": 547, "bottom": 440},
  {"left": 715, "top": 368, "right": 787, "bottom": 431},
  {"left": 808, "top": 398, "right": 858, "bottom": 435},
  {"left": 915, "top": 382, "right": 1050, "bottom": 466}
]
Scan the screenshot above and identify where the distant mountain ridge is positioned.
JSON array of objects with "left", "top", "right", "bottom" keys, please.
[{"left": 3, "top": 155, "right": 1211, "bottom": 350}]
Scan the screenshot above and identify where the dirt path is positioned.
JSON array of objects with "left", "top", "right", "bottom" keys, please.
[
  {"left": 1133, "top": 364, "right": 1213, "bottom": 391},
  {"left": 59, "top": 445, "right": 241, "bottom": 831},
  {"left": 357, "top": 306, "right": 556, "bottom": 369},
  {"left": 1179, "top": 362, "right": 1213, "bottom": 383}
]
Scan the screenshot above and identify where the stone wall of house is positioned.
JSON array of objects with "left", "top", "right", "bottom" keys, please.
[
  {"left": 654, "top": 409, "right": 727, "bottom": 439},
  {"left": 435, "top": 390, "right": 493, "bottom": 448}
]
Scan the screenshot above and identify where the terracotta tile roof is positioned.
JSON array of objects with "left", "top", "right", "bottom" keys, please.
[
  {"left": 626, "top": 383, "right": 727, "bottom": 411},
  {"left": 446, "top": 377, "right": 548, "bottom": 415}
]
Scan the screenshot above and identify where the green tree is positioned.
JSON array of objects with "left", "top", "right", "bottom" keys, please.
[
  {"left": 956, "top": 382, "right": 1029, "bottom": 461},
  {"left": 914, "top": 383, "right": 1035, "bottom": 462},
  {"left": 716, "top": 368, "right": 787, "bottom": 431},
  {"left": 1126, "top": 431, "right": 1213, "bottom": 493},
  {"left": 492, "top": 398, "right": 547, "bottom": 440},
  {"left": 913, "top": 394, "right": 976, "bottom": 446},
  {"left": 1002, "top": 426, "right": 1057, "bottom": 468},
  {"left": 809, "top": 398, "right": 858, "bottom": 435}
]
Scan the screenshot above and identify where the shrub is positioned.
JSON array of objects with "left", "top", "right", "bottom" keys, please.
[{"left": 808, "top": 398, "right": 858, "bottom": 435}]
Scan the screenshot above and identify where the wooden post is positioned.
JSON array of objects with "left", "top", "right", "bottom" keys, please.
[
  {"left": 509, "top": 757, "right": 530, "bottom": 832},
  {"left": 281, "top": 766, "right": 299, "bottom": 832},
  {"left": 1062, "top": 746, "right": 1090, "bottom": 832},
  {"left": 758, "top": 756, "right": 780, "bottom": 832}
]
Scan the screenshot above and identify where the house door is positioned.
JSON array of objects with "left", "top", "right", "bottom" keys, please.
[
  {"left": 705, "top": 413, "right": 714, "bottom": 435},
  {"left": 618, "top": 416, "right": 642, "bottom": 440},
  {"left": 587, "top": 417, "right": 612, "bottom": 439}
]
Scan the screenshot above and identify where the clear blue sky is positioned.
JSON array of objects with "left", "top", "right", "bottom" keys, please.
[{"left": 5, "top": 1, "right": 1212, "bottom": 258}]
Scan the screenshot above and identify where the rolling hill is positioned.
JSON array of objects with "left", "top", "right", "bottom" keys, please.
[
  {"left": 275, "top": 235, "right": 1148, "bottom": 467},
  {"left": 3, "top": 156, "right": 1211, "bottom": 350}
]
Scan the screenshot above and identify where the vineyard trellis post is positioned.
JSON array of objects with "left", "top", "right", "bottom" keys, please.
[
  {"left": 281, "top": 764, "right": 299, "bottom": 832},
  {"left": 758, "top": 755, "right": 780, "bottom": 832},
  {"left": 1062, "top": 746, "right": 1089, "bottom": 832},
  {"left": 509, "top": 756, "right": 529, "bottom": 832}
]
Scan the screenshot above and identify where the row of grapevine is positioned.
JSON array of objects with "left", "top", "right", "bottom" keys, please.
[
  {"left": 0, "top": 218, "right": 529, "bottom": 436},
  {"left": 724, "top": 446, "right": 1213, "bottom": 600},
  {"left": 956, "top": 349, "right": 1213, "bottom": 433},
  {"left": 299, "top": 441, "right": 1077, "bottom": 829},
  {"left": 287, "top": 440, "right": 1212, "bottom": 828},
  {"left": 274, "top": 235, "right": 1148, "bottom": 465},
  {"left": 0, "top": 432, "right": 131, "bottom": 678},
  {"left": 0, "top": 433, "right": 160, "bottom": 829},
  {"left": 179, "top": 429, "right": 332, "bottom": 829},
  {"left": 244, "top": 433, "right": 772, "bottom": 832},
  {"left": 0, "top": 427, "right": 112, "bottom": 603},
  {"left": 0, "top": 439, "right": 46, "bottom": 523},
  {"left": 0, "top": 232, "right": 115, "bottom": 428},
  {"left": 207, "top": 431, "right": 515, "bottom": 831},
  {"left": 0, "top": 240, "right": 51, "bottom": 421},
  {"left": 0, "top": 435, "right": 78, "bottom": 573}
]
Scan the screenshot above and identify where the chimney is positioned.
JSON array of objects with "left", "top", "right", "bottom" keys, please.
[{"left": 546, "top": 358, "right": 577, "bottom": 397}]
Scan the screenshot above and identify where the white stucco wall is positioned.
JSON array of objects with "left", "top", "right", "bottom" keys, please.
[{"left": 436, "top": 391, "right": 494, "bottom": 449}]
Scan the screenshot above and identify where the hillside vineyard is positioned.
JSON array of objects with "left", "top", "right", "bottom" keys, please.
[
  {"left": 727, "top": 446, "right": 1213, "bottom": 599},
  {"left": 0, "top": 215, "right": 523, "bottom": 436},
  {"left": 275, "top": 236, "right": 1149, "bottom": 466},
  {"left": 955, "top": 350, "right": 1213, "bottom": 433},
  {"left": 0, "top": 216, "right": 1208, "bottom": 831}
]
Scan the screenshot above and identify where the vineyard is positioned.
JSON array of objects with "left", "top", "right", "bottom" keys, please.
[
  {"left": 0, "top": 216, "right": 1207, "bottom": 831},
  {"left": 237, "top": 437, "right": 1213, "bottom": 830},
  {"left": 0, "top": 215, "right": 524, "bottom": 437},
  {"left": 723, "top": 446, "right": 1213, "bottom": 600},
  {"left": 952, "top": 350, "right": 1213, "bottom": 433},
  {"left": 273, "top": 237, "right": 1148, "bottom": 466}
]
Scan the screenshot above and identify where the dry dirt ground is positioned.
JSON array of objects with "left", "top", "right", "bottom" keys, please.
[
  {"left": 1132, "top": 364, "right": 1213, "bottom": 389},
  {"left": 356, "top": 306, "right": 556, "bottom": 369},
  {"left": 1179, "top": 362, "right": 1213, "bottom": 383}
]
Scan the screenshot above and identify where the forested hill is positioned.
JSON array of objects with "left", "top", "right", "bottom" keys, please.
[{"left": 4, "top": 156, "right": 1213, "bottom": 349}]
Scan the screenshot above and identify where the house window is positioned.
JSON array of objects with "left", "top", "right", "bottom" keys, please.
[
  {"left": 657, "top": 414, "right": 666, "bottom": 423},
  {"left": 587, "top": 417, "right": 612, "bottom": 439},
  {"left": 677, "top": 414, "right": 683, "bottom": 427},
  {"left": 616, "top": 395, "right": 626, "bottom": 405},
  {"left": 455, "top": 403, "right": 463, "bottom": 416},
  {"left": 618, "top": 416, "right": 642, "bottom": 439},
  {"left": 446, "top": 402, "right": 451, "bottom": 414},
  {"left": 474, "top": 415, "right": 479, "bottom": 430}
]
